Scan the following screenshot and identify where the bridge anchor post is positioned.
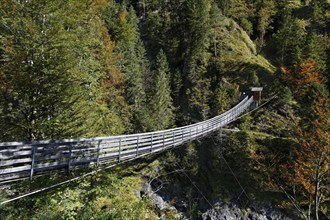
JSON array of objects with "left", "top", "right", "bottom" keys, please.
[{"left": 250, "top": 87, "right": 263, "bottom": 109}]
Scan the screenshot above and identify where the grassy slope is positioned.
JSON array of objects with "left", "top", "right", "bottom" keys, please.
[{"left": 211, "top": 16, "right": 276, "bottom": 74}]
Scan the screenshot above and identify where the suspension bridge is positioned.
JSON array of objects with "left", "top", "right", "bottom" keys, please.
[{"left": 0, "top": 96, "right": 254, "bottom": 184}]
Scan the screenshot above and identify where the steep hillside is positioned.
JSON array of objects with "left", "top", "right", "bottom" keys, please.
[{"left": 211, "top": 16, "right": 276, "bottom": 74}]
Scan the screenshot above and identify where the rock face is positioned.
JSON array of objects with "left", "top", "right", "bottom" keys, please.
[
  {"left": 141, "top": 182, "right": 186, "bottom": 220},
  {"left": 202, "top": 201, "right": 295, "bottom": 220},
  {"left": 141, "top": 180, "right": 297, "bottom": 220},
  {"left": 141, "top": 182, "right": 170, "bottom": 211}
]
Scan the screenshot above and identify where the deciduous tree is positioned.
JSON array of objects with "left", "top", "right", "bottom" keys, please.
[
  {"left": 0, "top": 0, "right": 127, "bottom": 140},
  {"left": 281, "top": 59, "right": 330, "bottom": 220}
]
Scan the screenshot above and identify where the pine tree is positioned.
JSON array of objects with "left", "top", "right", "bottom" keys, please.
[
  {"left": 124, "top": 38, "right": 150, "bottom": 132},
  {"left": 227, "top": 0, "right": 249, "bottom": 19},
  {"left": 213, "top": 85, "right": 231, "bottom": 115},
  {"left": 306, "top": 33, "right": 328, "bottom": 74},
  {"left": 272, "top": 15, "right": 307, "bottom": 67},
  {"left": 182, "top": 0, "right": 212, "bottom": 121},
  {"left": 218, "top": 0, "right": 230, "bottom": 16},
  {"left": 150, "top": 50, "right": 174, "bottom": 130},
  {"left": 185, "top": 61, "right": 211, "bottom": 121},
  {"left": 255, "top": 0, "right": 276, "bottom": 51},
  {"left": 140, "top": 0, "right": 185, "bottom": 67},
  {"left": 103, "top": 4, "right": 151, "bottom": 132},
  {"left": 311, "top": 0, "right": 328, "bottom": 30}
]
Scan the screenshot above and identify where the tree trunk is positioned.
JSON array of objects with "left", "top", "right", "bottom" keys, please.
[{"left": 314, "top": 158, "right": 322, "bottom": 220}]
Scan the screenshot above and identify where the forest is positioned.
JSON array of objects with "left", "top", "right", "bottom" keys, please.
[{"left": 0, "top": 0, "right": 329, "bottom": 219}]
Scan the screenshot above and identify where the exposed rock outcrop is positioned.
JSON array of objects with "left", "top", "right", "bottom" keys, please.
[{"left": 202, "top": 201, "right": 295, "bottom": 220}]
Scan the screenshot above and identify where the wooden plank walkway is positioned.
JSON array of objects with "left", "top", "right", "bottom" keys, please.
[{"left": 0, "top": 96, "right": 253, "bottom": 184}]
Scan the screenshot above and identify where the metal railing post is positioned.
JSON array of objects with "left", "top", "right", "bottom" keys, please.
[
  {"left": 150, "top": 133, "right": 153, "bottom": 153},
  {"left": 202, "top": 124, "right": 204, "bottom": 137},
  {"left": 220, "top": 126, "right": 223, "bottom": 144},
  {"left": 97, "top": 140, "right": 101, "bottom": 166},
  {"left": 67, "top": 144, "right": 72, "bottom": 174},
  {"left": 118, "top": 138, "right": 122, "bottom": 162},
  {"left": 197, "top": 126, "right": 199, "bottom": 138},
  {"left": 30, "top": 145, "right": 36, "bottom": 180},
  {"left": 189, "top": 127, "right": 192, "bottom": 142},
  {"left": 163, "top": 133, "right": 165, "bottom": 149},
  {"left": 136, "top": 135, "right": 139, "bottom": 157}
]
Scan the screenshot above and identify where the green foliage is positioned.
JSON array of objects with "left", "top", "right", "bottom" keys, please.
[
  {"left": 271, "top": 15, "right": 307, "bottom": 66},
  {"left": 255, "top": 0, "right": 276, "bottom": 51},
  {"left": 249, "top": 70, "right": 260, "bottom": 86},
  {"left": 0, "top": 0, "right": 76, "bottom": 140},
  {"left": 184, "top": 0, "right": 212, "bottom": 59},
  {"left": 311, "top": 0, "right": 329, "bottom": 29},
  {"left": 1, "top": 173, "right": 158, "bottom": 220},
  {"left": 227, "top": 0, "right": 253, "bottom": 24},
  {"left": 171, "top": 69, "right": 183, "bottom": 103},
  {"left": 240, "top": 18, "right": 254, "bottom": 35},
  {"left": 213, "top": 85, "right": 231, "bottom": 114},
  {"left": 149, "top": 50, "right": 174, "bottom": 130},
  {"left": 239, "top": 114, "right": 253, "bottom": 131},
  {"left": 209, "top": 15, "right": 275, "bottom": 74},
  {"left": 276, "top": 86, "right": 294, "bottom": 107},
  {"left": 0, "top": 0, "right": 128, "bottom": 140},
  {"left": 306, "top": 33, "right": 329, "bottom": 74},
  {"left": 103, "top": 4, "right": 152, "bottom": 132},
  {"left": 183, "top": 0, "right": 212, "bottom": 121},
  {"left": 217, "top": 0, "right": 230, "bottom": 16},
  {"left": 185, "top": 61, "right": 212, "bottom": 121}
]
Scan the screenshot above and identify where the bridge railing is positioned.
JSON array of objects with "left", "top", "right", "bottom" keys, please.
[{"left": 0, "top": 96, "right": 253, "bottom": 184}]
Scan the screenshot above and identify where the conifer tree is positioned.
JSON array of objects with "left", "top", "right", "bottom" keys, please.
[
  {"left": 218, "top": 0, "right": 230, "bottom": 16},
  {"left": 104, "top": 4, "right": 151, "bottom": 132},
  {"left": 230, "top": 0, "right": 251, "bottom": 18},
  {"left": 306, "top": 33, "right": 328, "bottom": 74},
  {"left": 311, "top": 0, "right": 329, "bottom": 30},
  {"left": 272, "top": 15, "right": 307, "bottom": 67},
  {"left": 150, "top": 50, "right": 174, "bottom": 130},
  {"left": 213, "top": 85, "right": 231, "bottom": 115},
  {"left": 182, "top": 0, "right": 212, "bottom": 121},
  {"left": 255, "top": 0, "right": 276, "bottom": 51},
  {"left": 75, "top": 15, "right": 128, "bottom": 137}
]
